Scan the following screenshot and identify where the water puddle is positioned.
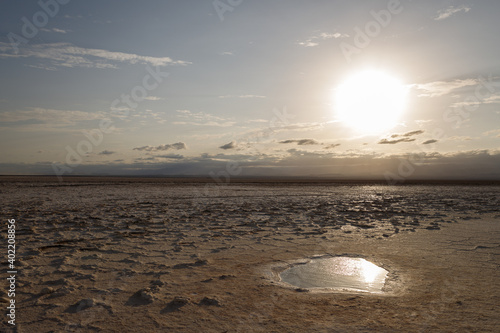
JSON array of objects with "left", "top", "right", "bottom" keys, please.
[{"left": 278, "top": 256, "right": 388, "bottom": 293}]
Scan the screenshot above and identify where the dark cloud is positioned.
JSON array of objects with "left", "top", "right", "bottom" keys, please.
[
  {"left": 422, "top": 139, "right": 438, "bottom": 145},
  {"left": 324, "top": 144, "right": 341, "bottom": 149},
  {"left": 134, "top": 157, "right": 156, "bottom": 162},
  {"left": 378, "top": 138, "right": 416, "bottom": 144},
  {"left": 157, "top": 154, "right": 184, "bottom": 159},
  {"left": 3, "top": 150, "right": 500, "bottom": 180},
  {"left": 219, "top": 141, "right": 237, "bottom": 150},
  {"left": 279, "top": 139, "right": 320, "bottom": 145},
  {"left": 390, "top": 130, "right": 425, "bottom": 138},
  {"left": 98, "top": 150, "right": 116, "bottom": 155},
  {"left": 403, "top": 130, "right": 425, "bottom": 137},
  {"left": 381, "top": 130, "right": 424, "bottom": 144},
  {"left": 133, "top": 142, "right": 187, "bottom": 152}
]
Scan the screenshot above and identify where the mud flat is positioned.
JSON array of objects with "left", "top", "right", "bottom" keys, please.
[{"left": 1, "top": 179, "right": 499, "bottom": 332}]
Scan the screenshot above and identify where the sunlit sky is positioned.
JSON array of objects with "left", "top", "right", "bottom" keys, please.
[{"left": 1, "top": 0, "right": 499, "bottom": 179}]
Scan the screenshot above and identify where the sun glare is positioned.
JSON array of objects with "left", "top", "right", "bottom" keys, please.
[{"left": 335, "top": 70, "right": 408, "bottom": 135}]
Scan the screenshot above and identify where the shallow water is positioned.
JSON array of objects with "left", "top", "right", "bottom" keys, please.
[{"left": 280, "top": 256, "right": 388, "bottom": 293}]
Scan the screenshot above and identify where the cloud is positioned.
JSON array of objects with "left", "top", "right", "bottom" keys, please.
[
  {"left": 484, "top": 94, "right": 500, "bottom": 104},
  {"left": 0, "top": 42, "right": 190, "bottom": 69},
  {"left": 219, "top": 141, "right": 237, "bottom": 150},
  {"left": 237, "top": 122, "right": 325, "bottom": 148},
  {"left": 405, "top": 130, "right": 424, "bottom": 137},
  {"left": 483, "top": 129, "right": 500, "bottom": 138},
  {"left": 53, "top": 28, "right": 69, "bottom": 34},
  {"left": 134, "top": 157, "right": 157, "bottom": 162},
  {"left": 246, "top": 119, "right": 268, "bottom": 124},
  {"left": 422, "top": 139, "right": 438, "bottom": 145},
  {"left": 174, "top": 110, "right": 235, "bottom": 127},
  {"left": 324, "top": 144, "right": 341, "bottom": 149},
  {"left": 319, "top": 32, "right": 348, "bottom": 39},
  {"left": 218, "top": 95, "right": 266, "bottom": 99},
  {"left": 172, "top": 121, "right": 235, "bottom": 127},
  {"left": 42, "top": 28, "right": 71, "bottom": 34},
  {"left": 4, "top": 149, "right": 500, "bottom": 180},
  {"left": 98, "top": 150, "right": 116, "bottom": 155},
  {"left": 378, "top": 130, "right": 423, "bottom": 144},
  {"left": 0, "top": 108, "right": 104, "bottom": 129},
  {"left": 239, "top": 95, "right": 266, "bottom": 98},
  {"left": 434, "top": 5, "right": 471, "bottom": 21},
  {"left": 26, "top": 64, "right": 58, "bottom": 71},
  {"left": 277, "top": 122, "right": 324, "bottom": 132},
  {"left": 378, "top": 138, "right": 416, "bottom": 144},
  {"left": 156, "top": 154, "right": 184, "bottom": 159},
  {"left": 298, "top": 41, "right": 319, "bottom": 47},
  {"left": 389, "top": 130, "right": 425, "bottom": 139},
  {"left": 279, "top": 139, "right": 320, "bottom": 146},
  {"left": 451, "top": 93, "right": 500, "bottom": 108},
  {"left": 133, "top": 142, "right": 187, "bottom": 152},
  {"left": 414, "top": 79, "right": 478, "bottom": 97},
  {"left": 297, "top": 31, "right": 349, "bottom": 47},
  {"left": 415, "top": 119, "right": 433, "bottom": 125},
  {"left": 448, "top": 136, "right": 474, "bottom": 141},
  {"left": 144, "top": 96, "right": 164, "bottom": 101}
]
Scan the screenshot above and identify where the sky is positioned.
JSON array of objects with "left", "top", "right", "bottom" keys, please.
[{"left": 1, "top": 0, "right": 500, "bottom": 180}]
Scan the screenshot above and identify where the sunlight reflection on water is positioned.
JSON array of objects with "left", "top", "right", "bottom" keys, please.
[{"left": 279, "top": 257, "right": 388, "bottom": 293}]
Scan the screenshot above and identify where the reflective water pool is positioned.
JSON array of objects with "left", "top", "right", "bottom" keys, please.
[{"left": 279, "top": 256, "right": 388, "bottom": 293}]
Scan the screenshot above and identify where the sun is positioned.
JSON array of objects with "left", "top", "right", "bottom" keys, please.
[{"left": 334, "top": 70, "right": 408, "bottom": 135}]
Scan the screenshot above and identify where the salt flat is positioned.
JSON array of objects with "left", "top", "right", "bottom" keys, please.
[{"left": 1, "top": 178, "right": 499, "bottom": 332}]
